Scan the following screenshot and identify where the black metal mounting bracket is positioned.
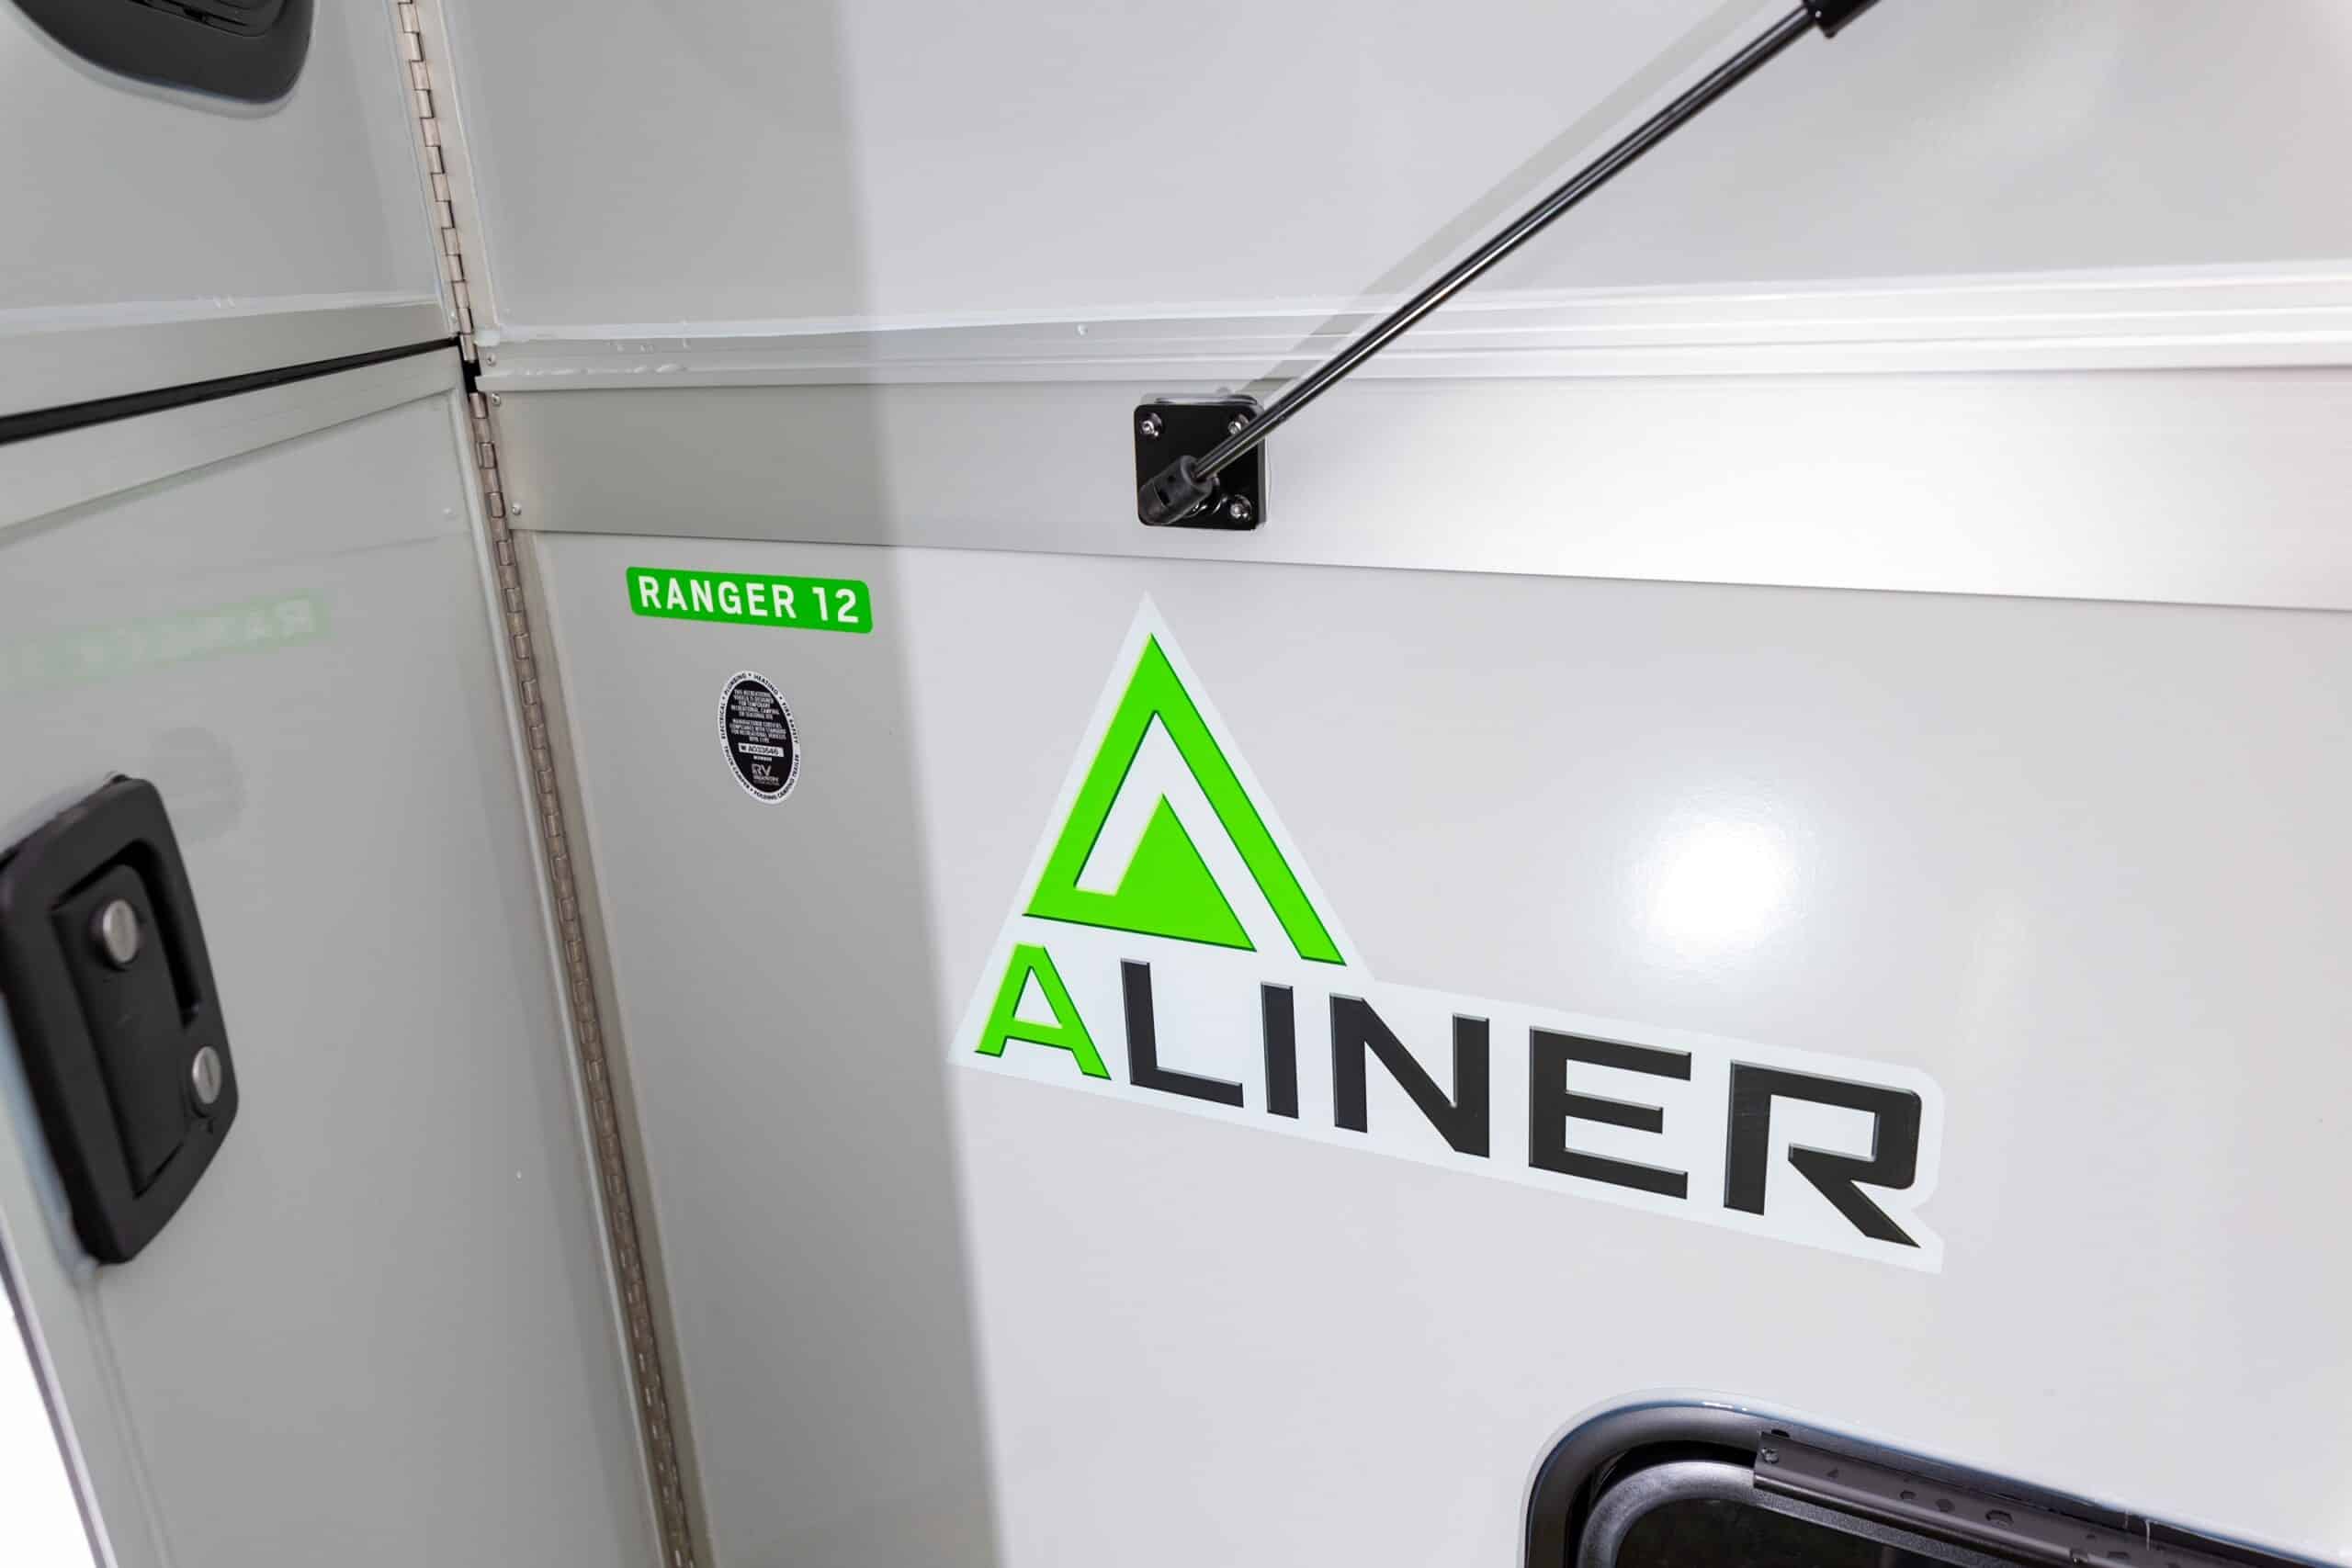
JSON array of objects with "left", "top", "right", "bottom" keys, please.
[{"left": 1136, "top": 397, "right": 1264, "bottom": 529}]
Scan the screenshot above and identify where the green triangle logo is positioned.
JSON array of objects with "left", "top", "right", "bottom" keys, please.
[{"left": 1025, "top": 631, "right": 1345, "bottom": 965}]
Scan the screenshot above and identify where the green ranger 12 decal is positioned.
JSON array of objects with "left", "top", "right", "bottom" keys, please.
[
  {"left": 953, "top": 601, "right": 1950, "bottom": 1270},
  {"left": 628, "top": 566, "right": 872, "bottom": 633}
]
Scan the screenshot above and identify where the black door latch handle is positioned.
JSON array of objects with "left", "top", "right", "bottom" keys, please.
[{"left": 0, "top": 778, "right": 239, "bottom": 1263}]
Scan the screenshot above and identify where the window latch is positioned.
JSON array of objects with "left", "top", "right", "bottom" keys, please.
[{"left": 1755, "top": 1439, "right": 2245, "bottom": 1568}]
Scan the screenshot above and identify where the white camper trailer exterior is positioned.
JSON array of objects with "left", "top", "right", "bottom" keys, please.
[{"left": 5, "top": 4, "right": 2351, "bottom": 1567}]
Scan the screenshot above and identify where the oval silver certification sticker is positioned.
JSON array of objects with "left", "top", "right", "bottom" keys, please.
[{"left": 718, "top": 671, "right": 800, "bottom": 803}]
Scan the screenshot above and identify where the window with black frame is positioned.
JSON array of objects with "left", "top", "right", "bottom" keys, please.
[{"left": 1528, "top": 1404, "right": 2310, "bottom": 1568}]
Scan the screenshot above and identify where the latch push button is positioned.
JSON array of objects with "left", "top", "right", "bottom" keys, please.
[
  {"left": 0, "top": 778, "right": 239, "bottom": 1263},
  {"left": 53, "top": 864, "right": 196, "bottom": 1190}
]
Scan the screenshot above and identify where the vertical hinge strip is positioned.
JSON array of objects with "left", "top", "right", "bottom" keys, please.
[
  {"left": 395, "top": 0, "right": 473, "bottom": 365},
  {"left": 393, "top": 4, "right": 700, "bottom": 1556},
  {"left": 459, "top": 384, "right": 699, "bottom": 1568}
]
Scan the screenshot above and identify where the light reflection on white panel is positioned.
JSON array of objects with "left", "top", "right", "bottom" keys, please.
[
  {"left": 1641, "top": 814, "right": 1798, "bottom": 960},
  {"left": 1, "top": 1300, "right": 94, "bottom": 1567},
  {"left": 441, "top": 0, "right": 2352, "bottom": 329}
]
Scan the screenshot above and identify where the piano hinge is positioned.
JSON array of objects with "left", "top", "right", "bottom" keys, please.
[
  {"left": 393, "top": 0, "right": 476, "bottom": 363},
  {"left": 400, "top": 6, "right": 701, "bottom": 1558}
]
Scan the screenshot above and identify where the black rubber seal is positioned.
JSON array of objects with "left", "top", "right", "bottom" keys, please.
[{"left": 0, "top": 337, "right": 453, "bottom": 449}]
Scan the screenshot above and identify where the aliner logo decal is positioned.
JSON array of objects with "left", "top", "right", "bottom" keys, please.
[
  {"left": 953, "top": 604, "right": 1945, "bottom": 1269},
  {"left": 1023, "top": 634, "right": 1342, "bottom": 964}
]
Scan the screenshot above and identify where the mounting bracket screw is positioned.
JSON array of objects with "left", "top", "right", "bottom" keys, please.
[
  {"left": 1224, "top": 496, "right": 1253, "bottom": 525},
  {"left": 1227, "top": 416, "right": 1249, "bottom": 435},
  {"left": 1137, "top": 412, "right": 1163, "bottom": 438}
]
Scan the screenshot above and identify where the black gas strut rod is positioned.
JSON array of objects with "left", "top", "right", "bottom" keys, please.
[{"left": 1136, "top": 0, "right": 1885, "bottom": 527}]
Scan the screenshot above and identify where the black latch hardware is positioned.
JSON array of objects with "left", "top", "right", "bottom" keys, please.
[
  {"left": 1136, "top": 397, "right": 1264, "bottom": 528},
  {"left": 1132, "top": 1, "right": 1893, "bottom": 526},
  {"left": 6, "top": 0, "right": 312, "bottom": 103},
  {"left": 0, "top": 778, "right": 239, "bottom": 1263}
]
